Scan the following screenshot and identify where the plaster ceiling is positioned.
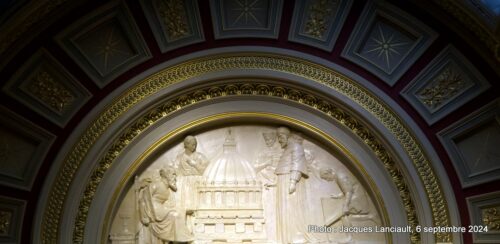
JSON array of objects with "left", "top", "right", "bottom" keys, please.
[{"left": 0, "top": 0, "right": 498, "bottom": 243}]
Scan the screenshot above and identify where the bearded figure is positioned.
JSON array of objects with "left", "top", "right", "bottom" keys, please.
[
  {"left": 274, "top": 127, "right": 317, "bottom": 243},
  {"left": 137, "top": 168, "right": 193, "bottom": 243}
]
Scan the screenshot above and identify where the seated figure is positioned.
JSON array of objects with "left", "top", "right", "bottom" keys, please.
[{"left": 137, "top": 168, "right": 193, "bottom": 243}]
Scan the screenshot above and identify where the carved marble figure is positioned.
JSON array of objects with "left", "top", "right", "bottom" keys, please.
[
  {"left": 320, "top": 168, "right": 377, "bottom": 243},
  {"left": 109, "top": 125, "right": 385, "bottom": 243},
  {"left": 137, "top": 168, "right": 193, "bottom": 243},
  {"left": 274, "top": 126, "right": 316, "bottom": 243},
  {"left": 253, "top": 131, "right": 282, "bottom": 241},
  {"left": 174, "top": 135, "right": 209, "bottom": 210},
  {"left": 254, "top": 131, "right": 282, "bottom": 184}
]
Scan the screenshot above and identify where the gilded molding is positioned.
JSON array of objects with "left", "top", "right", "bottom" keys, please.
[
  {"left": 75, "top": 83, "right": 415, "bottom": 243},
  {"left": 482, "top": 206, "right": 500, "bottom": 231},
  {"left": 41, "top": 54, "right": 451, "bottom": 243}
]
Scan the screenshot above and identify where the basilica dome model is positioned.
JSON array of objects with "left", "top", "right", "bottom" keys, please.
[
  {"left": 195, "top": 129, "right": 267, "bottom": 243},
  {"left": 203, "top": 129, "right": 257, "bottom": 185}
]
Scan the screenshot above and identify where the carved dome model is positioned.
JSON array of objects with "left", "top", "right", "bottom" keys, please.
[{"left": 203, "top": 129, "right": 257, "bottom": 185}]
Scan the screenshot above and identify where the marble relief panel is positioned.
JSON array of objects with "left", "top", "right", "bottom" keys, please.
[{"left": 109, "top": 125, "right": 385, "bottom": 243}]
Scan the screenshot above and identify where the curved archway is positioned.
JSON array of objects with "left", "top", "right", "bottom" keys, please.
[
  {"left": 0, "top": 1, "right": 498, "bottom": 244},
  {"left": 36, "top": 51, "right": 458, "bottom": 243}
]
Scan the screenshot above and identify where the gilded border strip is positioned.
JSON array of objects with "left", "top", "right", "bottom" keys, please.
[
  {"left": 101, "top": 112, "right": 394, "bottom": 244},
  {"left": 78, "top": 82, "right": 417, "bottom": 243},
  {"left": 41, "top": 54, "right": 451, "bottom": 243}
]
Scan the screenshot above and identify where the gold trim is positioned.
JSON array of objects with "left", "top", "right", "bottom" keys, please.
[
  {"left": 103, "top": 112, "right": 392, "bottom": 244},
  {"left": 76, "top": 80, "right": 419, "bottom": 243},
  {"left": 41, "top": 54, "right": 451, "bottom": 243}
]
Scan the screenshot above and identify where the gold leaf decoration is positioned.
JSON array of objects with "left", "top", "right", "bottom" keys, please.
[
  {"left": 41, "top": 54, "right": 451, "bottom": 243},
  {"left": 27, "top": 71, "right": 74, "bottom": 113},
  {"left": 158, "top": 0, "right": 190, "bottom": 41}
]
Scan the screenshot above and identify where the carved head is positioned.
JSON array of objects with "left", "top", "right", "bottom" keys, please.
[
  {"left": 183, "top": 135, "right": 197, "bottom": 153},
  {"left": 277, "top": 127, "right": 291, "bottom": 148},
  {"left": 160, "top": 168, "right": 177, "bottom": 191},
  {"left": 319, "top": 168, "right": 336, "bottom": 182},
  {"left": 291, "top": 132, "right": 304, "bottom": 144},
  {"left": 262, "top": 131, "right": 277, "bottom": 147}
]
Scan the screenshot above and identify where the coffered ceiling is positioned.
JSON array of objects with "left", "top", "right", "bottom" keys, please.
[{"left": 0, "top": 0, "right": 498, "bottom": 243}]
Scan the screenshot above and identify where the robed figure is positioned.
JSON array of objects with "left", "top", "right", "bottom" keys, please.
[
  {"left": 274, "top": 127, "right": 316, "bottom": 243},
  {"left": 137, "top": 168, "right": 193, "bottom": 244},
  {"left": 174, "top": 135, "right": 209, "bottom": 210}
]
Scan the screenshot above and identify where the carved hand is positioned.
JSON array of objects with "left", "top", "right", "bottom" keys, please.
[
  {"left": 289, "top": 181, "right": 296, "bottom": 194},
  {"left": 342, "top": 203, "right": 350, "bottom": 215},
  {"left": 186, "top": 158, "right": 196, "bottom": 166},
  {"left": 330, "top": 193, "right": 344, "bottom": 199},
  {"left": 264, "top": 182, "right": 276, "bottom": 189}
]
